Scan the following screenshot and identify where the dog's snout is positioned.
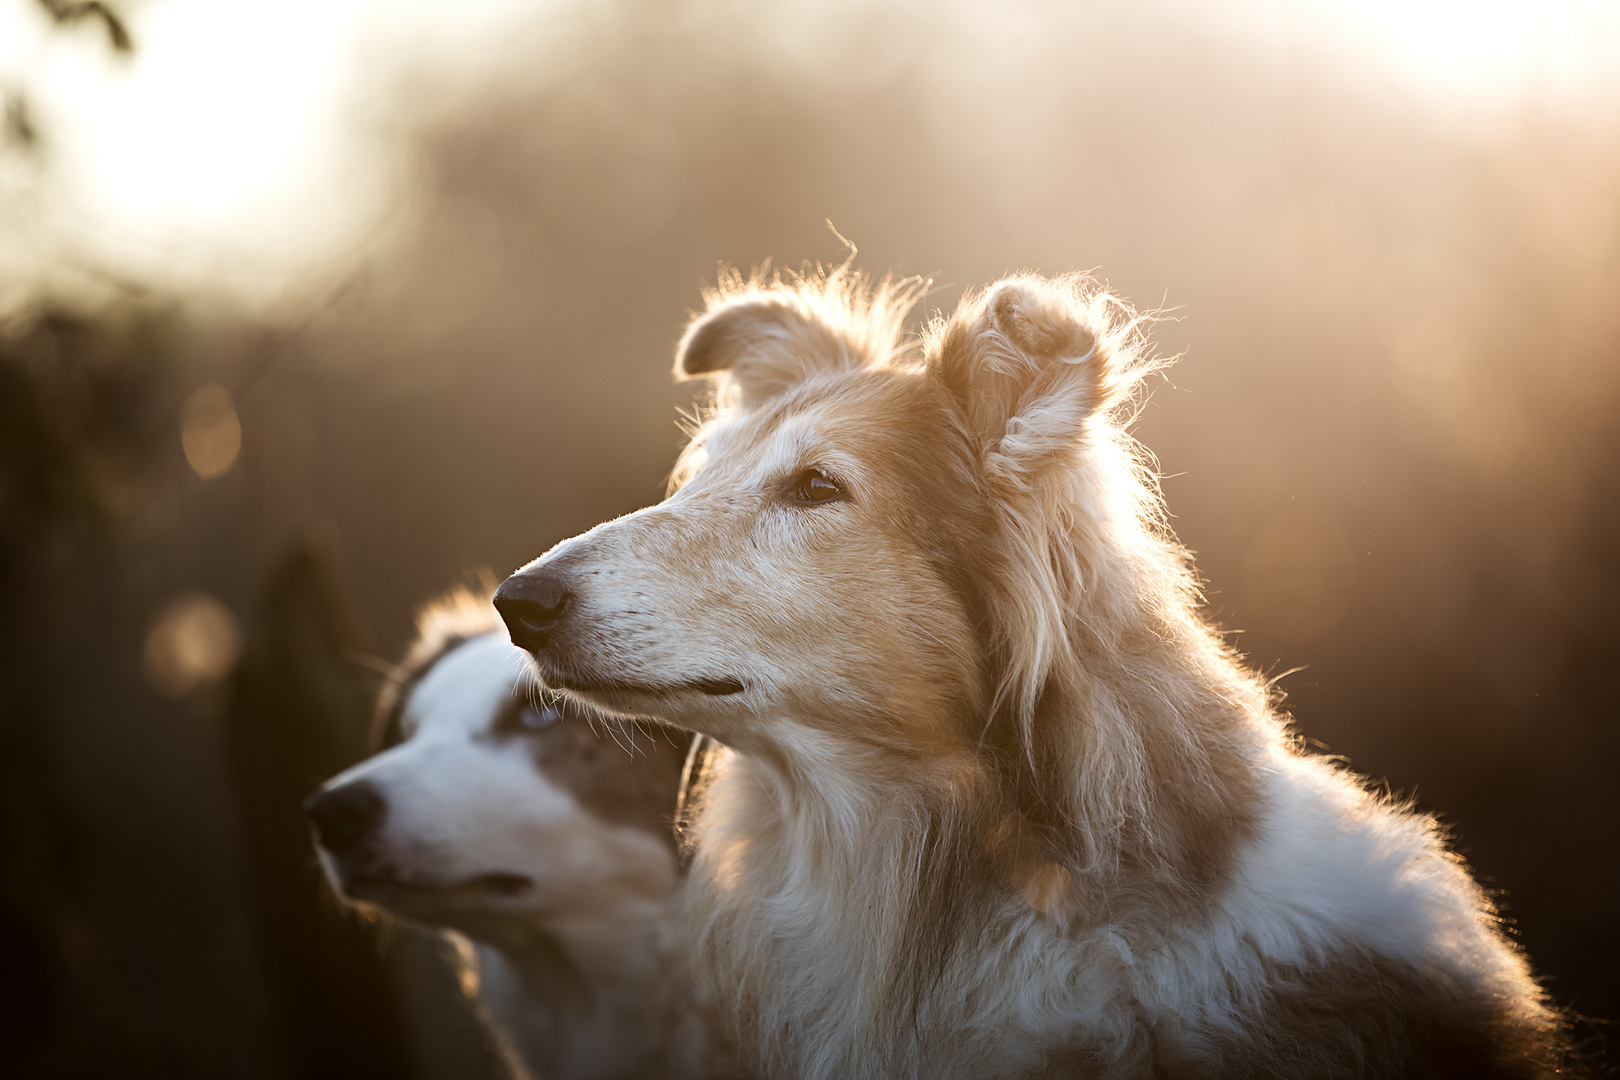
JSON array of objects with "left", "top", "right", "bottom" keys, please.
[
  {"left": 494, "top": 568, "right": 572, "bottom": 653},
  {"left": 305, "top": 781, "right": 385, "bottom": 856}
]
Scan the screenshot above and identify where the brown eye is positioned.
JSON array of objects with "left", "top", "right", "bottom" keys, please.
[{"left": 792, "top": 468, "right": 845, "bottom": 505}]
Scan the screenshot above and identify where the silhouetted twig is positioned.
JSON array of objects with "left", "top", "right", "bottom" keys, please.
[
  {"left": 36, "top": 0, "right": 133, "bottom": 54},
  {"left": 2, "top": 88, "right": 39, "bottom": 150}
]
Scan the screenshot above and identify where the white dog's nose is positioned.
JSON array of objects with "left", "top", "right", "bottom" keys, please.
[{"left": 493, "top": 567, "right": 571, "bottom": 653}]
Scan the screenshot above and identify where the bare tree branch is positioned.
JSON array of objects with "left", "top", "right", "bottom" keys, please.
[{"left": 35, "top": 0, "right": 134, "bottom": 54}]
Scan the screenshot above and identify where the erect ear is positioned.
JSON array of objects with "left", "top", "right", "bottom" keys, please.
[
  {"left": 929, "top": 274, "right": 1146, "bottom": 491},
  {"left": 674, "top": 273, "right": 917, "bottom": 409}
]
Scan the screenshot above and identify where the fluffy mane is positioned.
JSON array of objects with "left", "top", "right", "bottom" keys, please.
[
  {"left": 927, "top": 275, "right": 1267, "bottom": 913},
  {"left": 679, "top": 272, "right": 1267, "bottom": 923},
  {"left": 504, "top": 268, "right": 1576, "bottom": 1078}
]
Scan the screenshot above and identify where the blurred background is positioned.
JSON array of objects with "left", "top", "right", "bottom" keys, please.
[{"left": 1, "top": 0, "right": 1616, "bottom": 1075}]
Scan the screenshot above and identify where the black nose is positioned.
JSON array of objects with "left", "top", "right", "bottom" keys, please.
[
  {"left": 305, "top": 781, "right": 385, "bottom": 857},
  {"left": 493, "top": 568, "right": 572, "bottom": 652}
]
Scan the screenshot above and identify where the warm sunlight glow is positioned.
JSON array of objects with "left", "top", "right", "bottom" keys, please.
[
  {"left": 1, "top": 0, "right": 1613, "bottom": 303},
  {"left": 1221, "top": 0, "right": 1619, "bottom": 112},
  {"left": 0, "top": 0, "right": 541, "bottom": 300},
  {"left": 1, "top": 0, "right": 379, "bottom": 290},
  {"left": 68, "top": 0, "right": 365, "bottom": 248}
]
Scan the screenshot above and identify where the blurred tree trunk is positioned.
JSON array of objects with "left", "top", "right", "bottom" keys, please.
[{"left": 222, "top": 530, "right": 417, "bottom": 1080}]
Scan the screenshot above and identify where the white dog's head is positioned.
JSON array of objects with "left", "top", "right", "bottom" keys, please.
[{"left": 306, "top": 592, "right": 690, "bottom": 947}]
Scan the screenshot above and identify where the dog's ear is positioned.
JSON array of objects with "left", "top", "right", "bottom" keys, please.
[
  {"left": 674, "top": 291, "right": 870, "bottom": 408},
  {"left": 930, "top": 275, "right": 1146, "bottom": 491}
]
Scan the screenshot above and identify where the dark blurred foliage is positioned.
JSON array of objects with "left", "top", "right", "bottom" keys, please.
[
  {"left": 0, "top": 307, "right": 506, "bottom": 1077},
  {"left": 0, "top": 307, "right": 196, "bottom": 1077},
  {"left": 1, "top": 0, "right": 1616, "bottom": 1075}
]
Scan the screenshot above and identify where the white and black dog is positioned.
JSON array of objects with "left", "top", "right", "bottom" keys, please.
[{"left": 306, "top": 590, "right": 704, "bottom": 1080}]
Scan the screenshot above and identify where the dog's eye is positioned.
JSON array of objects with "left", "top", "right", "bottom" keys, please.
[
  {"left": 517, "top": 703, "right": 562, "bottom": 732},
  {"left": 791, "top": 468, "right": 845, "bottom": 505}
]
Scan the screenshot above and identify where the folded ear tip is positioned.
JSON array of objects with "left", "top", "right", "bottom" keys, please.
[
  {"left": 674, "top": 315, "right": 730, "bottom": 378},
  {"left": 674, "top": 295, "right": 805, "bottom": 382},
  {"left": 987, "top": 278, "right": 1092, "bottom": 358}
]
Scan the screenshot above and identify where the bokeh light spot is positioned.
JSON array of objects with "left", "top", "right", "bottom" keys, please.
[
  {"left": 142, "top": 591, "right": 243, "bottom": 698},
  {"left": 181, "top": 382, "right": 241, "bottom": 479}
]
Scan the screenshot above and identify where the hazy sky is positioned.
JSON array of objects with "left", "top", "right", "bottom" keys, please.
[{"left": 2, "top": 0, "right": 1615, "bottom": 304}]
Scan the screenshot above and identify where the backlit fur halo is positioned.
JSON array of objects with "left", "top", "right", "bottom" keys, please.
[
  {"left": 370, "top": 583, "right": 501, "bottom": 750},
  {"left": 668, "top": 265, "right": 930, "bottom": 493},
  {"left": 928, "top": 274, "right": 1177, "bottom": 722}
]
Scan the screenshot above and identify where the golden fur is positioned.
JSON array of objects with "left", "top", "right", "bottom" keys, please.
[{"left": 497, "top": 268, "right": 1577, "bottom": 1078}]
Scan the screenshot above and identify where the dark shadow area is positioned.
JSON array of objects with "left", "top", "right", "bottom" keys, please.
[{"left": 222, "top": 533, "right": 413, "bottom": 1080}]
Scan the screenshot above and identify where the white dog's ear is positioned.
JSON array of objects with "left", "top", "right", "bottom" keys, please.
[
  {"left": 674, "top": 293, "right": 867, "bottom": 408},
  {"left": 930, "top": 275, "right": 1145, "bottom": 491}
]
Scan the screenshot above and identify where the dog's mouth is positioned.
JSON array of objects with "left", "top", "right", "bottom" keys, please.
[
  {"left": 545, "top": 668, "right": 745, "bottom": 699},
  {"left": 346, "top": 870, "right": 535, "bottom": 898}
]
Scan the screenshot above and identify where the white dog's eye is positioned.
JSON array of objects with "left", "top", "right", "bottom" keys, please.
[
  {"left": 791, "top": 467, "right": 845, "bottom": 505},
  {"left": 518, "top": 704, "right": 562, "bottom": 732}
]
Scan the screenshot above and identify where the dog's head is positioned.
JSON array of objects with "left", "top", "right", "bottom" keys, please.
[
  {"left": 306, "top": 591, "right": 689, "bottom": 945},
  {"left": 493, "top": 271, "right": 1154, "bottom": 769}
]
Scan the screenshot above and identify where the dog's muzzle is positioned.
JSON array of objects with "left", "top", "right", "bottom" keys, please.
[{"left": 494, "top": 567, "right": 571, "bottom": 653}]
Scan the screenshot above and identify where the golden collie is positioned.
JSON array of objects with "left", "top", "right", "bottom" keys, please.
[{"left": 495, "top": 270, "right": 1575, "bottom": 1079}]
